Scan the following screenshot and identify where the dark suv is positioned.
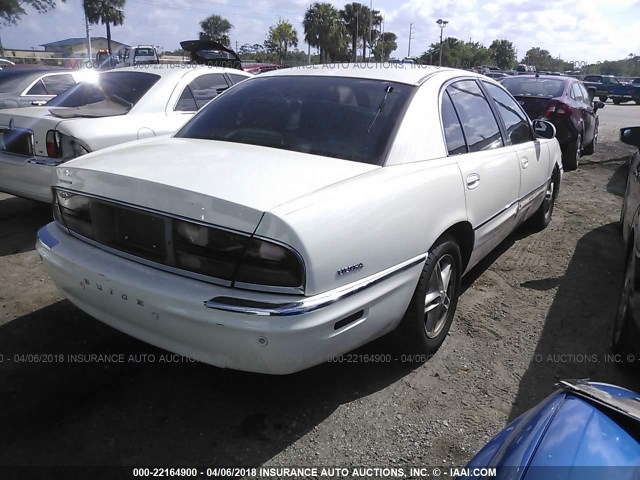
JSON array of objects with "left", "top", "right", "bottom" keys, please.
[{"left": 501, "top": 75, "right": 604, "bottom": 170}]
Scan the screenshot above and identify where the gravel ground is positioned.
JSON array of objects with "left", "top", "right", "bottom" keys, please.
[{"left": 1, "top": 108, "right": 639, "bottom": 477}]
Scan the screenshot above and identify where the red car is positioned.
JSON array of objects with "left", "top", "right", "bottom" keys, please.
[{"left": 501, "top": 75, "right": 604, "bottom": 170}]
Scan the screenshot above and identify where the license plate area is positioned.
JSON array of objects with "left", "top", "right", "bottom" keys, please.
[{"left": 91, "top": 201, "right": 167, "bottom": 262}]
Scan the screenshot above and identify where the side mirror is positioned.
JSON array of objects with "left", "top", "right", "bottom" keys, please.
[
  {"left": 620, "top": 127, "right": 640, "bottom": 148},
  {"left": 532, "top": 119, "right": 556, "bottom": 139},
  {"left": 594, "top": 101, "right": 605, "bottom": 111}
]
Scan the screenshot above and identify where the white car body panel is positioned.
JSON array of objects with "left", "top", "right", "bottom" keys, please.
[
  {"left": 0, "top": 65, "right": 252, "bottom": 202},
  {"left": 37, "top": 65, "right": 564, "bottom": 373}
]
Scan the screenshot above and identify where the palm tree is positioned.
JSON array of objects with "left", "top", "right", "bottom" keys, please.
[
  {"left": 83, "top": 0, "right": 125, "bottom": 54},
  {"left": 340, "top": 3, "right": 367, "bottom": 62},
  {"left": 364, "top": 9, "right": 383, "bottom": 61},
  {"left": 265, "top": 18, "right": 298, "bottom": 64},
  {"left": 303, "top": 2, "right": 346, "bottom": 63},
  {"left": 199, "top": 14, "right": 233, "bottom": 46}
]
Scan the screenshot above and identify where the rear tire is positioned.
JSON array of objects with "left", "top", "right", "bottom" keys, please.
[
  {"left": 562, "top": 133, "right": 581, "bottom": 171},
  {"left": 529, "top": 169, "right": 558, "bottom": 230},
  {"left": 395, "top": 236, "right": 461, "bottom": 359}
]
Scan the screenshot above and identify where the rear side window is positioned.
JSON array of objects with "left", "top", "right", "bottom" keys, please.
[
  {"left": 228, "top": 73, "right": 249, "bottom": 84},
  {"left": 175, "top": 73, "right": 230, "bottom": 112},
  {"left": 571, "top": 83, "right": 584, "bottom": 103},
  {"left": 25, "top": 79, "right": 47, "bottom": 95},
  {"left": 441, "top": 91, "right": 467, "bottom": 155},
  {"left": 483, "top": 82, "right": 533, "bottom": 145},
  {"left": 41, "top": 74, "right": 76, "bottom": 95},
  {"left": 447, "top": 80, "right": 503, "bottom": 153}
]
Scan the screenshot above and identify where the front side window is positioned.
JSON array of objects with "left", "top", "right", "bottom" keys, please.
[
  {"left": 177, "top": 76, "right": 414, "bottom": 165},
  {"left": 47, "top": 72, "right": 160, "bottom": 108},
  {"left": 483, "top": 81, "right": 533, "bottom": 145},
  {"left": 446, "top": 80, "right": 503, "bottom": 153},
  {"left": 441, "top": 91, "right": 467, "bottom": 155}
]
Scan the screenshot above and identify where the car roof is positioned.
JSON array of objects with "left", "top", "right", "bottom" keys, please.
[
  {"left": 259, "top": 63, "right": 484, "bottom": 86},
  {"left": 105, "top": 64, "right": 249, "bottom": 80}
]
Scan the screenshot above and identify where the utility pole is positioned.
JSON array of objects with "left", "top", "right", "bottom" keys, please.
[
  {"left": 84, "top": 2, "right": 92, "bottom": 59},
  {"left": 408, "top": 23, "right": 414, "bottom": 58},
  {"left": 381, "top": 16, "right": 385, "bottom": 61},
  {"left": 368, "top": 0, "right": 372, "bottom": 63},
  {"left": 436, "top": 18, "right": 448, "bottom": 66}
]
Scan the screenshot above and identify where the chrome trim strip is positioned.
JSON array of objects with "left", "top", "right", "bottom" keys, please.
[
  {"left": 474, "top": 177, "right": 550, "bottom": 231},
  {"left": 204, "top": 254, "right": 427, "bottom": 316}
]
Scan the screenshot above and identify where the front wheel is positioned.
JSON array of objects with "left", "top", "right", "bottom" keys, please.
[
  {"left": 395, "top": 236, "right": 462, "bottom": 357},
  {"left": 562, "top": 133, "right": 581, "bottom": 171}
]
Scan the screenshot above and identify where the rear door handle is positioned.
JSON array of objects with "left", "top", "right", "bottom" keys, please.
[{"left": 466, "top": 173, "right": 480, "bottom": 189}]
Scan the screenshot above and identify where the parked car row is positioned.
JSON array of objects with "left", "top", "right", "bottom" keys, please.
[{"left": 1, "top": 62, "right": 638, "bottom": 470}]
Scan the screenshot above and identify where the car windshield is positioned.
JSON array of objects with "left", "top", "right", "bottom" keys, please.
[
  {"left": 47, "top": 71, "right": 160, "bottom": 108},
  {"left": 501, "top": 77, "right": 565, "bottom": 97},
  {"left": 177, "top": 75, "right": 414, "bottom": 165}
]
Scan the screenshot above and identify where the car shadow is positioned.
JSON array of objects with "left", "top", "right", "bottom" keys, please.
[
  {"left": 507, "top": 223, "right": 640, "bottom": 422},
  {"left": 605, "top": 160, "right": 629, "bottom": 197},
  {"left": 0, "top": 300, "right": 417, "bottom": 466},
  {"left": 0, "top": 195, "right": 51, "bottom": 257}
]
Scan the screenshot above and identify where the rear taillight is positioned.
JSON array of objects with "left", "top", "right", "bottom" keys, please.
[
  {"left": 46, "top": 130, "right": 61, "bottom": 157},
  {"left": 235, "top": 238, "right": 304, "bottom": 288},
  {"left": 545, "top": 102, "right": 572, "bottom": 118}
]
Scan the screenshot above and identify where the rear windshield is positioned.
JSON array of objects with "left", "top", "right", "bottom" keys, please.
[
  {"left": 0, "top": 70, "right": 40, "bottom": 94},
  {"left": 47, "top": 71, "right": 160, "bottom": 108},
  {"left": 176, "top": 75, "right": 413, "bottom": 165},
  {"left": 135, "top": 48, "right": 156, "bottom": 57},
  {"left": 501, "top": 77, "right": 566, "bottom": 98}
]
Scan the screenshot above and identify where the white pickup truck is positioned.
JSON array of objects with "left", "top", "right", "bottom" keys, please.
[{"left": 116, "top": 45, "right": 160, "bottom": 67}]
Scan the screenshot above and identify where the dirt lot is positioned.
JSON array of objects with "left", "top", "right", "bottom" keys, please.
[{"left": 1, "top": 107, "right": 640, "bottom": 475}]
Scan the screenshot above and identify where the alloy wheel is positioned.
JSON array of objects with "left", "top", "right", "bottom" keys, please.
[{"left": 424, "top": 254, "right": 456, "bottom": 339}]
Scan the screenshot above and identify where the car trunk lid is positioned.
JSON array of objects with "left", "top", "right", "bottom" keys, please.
[
  {"left": 513, "top": 95, "right": 557, "bottom": 120},
  {"left": 57, "top": 137, "right": 378, "bottom": 233}
]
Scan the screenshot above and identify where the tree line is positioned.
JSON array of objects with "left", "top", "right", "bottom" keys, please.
[
  {"left": 199, "top": 2, "right": 398, "bottom": 64},
  {"left": 1, "top": 0, "right": 638, "bottom": 75}
]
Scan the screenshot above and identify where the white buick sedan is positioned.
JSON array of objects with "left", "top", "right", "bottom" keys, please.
[
  {"left": 36, "top": 65, "right": 562, "bottom": 374},
  {"left": 0, "top": 64, "right": 251, "bottom": 202}
]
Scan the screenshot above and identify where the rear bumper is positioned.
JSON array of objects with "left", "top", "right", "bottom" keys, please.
[
  {"left": 36, "top": 222, "right": 422, "bottom": 374},
  {"left": 0, "top": 153, "right": 58, "bottom": 202}
]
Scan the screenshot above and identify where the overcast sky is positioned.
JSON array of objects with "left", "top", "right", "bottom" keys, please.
[{"left": 2, "top": 0, "right": 639, "bottom": 65}]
